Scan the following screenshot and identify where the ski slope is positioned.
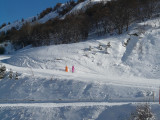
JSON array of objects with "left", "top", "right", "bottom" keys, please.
[{"left": 1, "top": 16, "right": 160, "bottom": 119}]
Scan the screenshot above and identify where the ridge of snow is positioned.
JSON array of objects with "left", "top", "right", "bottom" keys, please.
[
  {"left": 62, "top": 0, "right": 111, "bottom": 19},
  {"left": 38, "top": 11, "right": 58, "bottom": 24},
  {"left": 0, "top": 17, "right": 36, "bottom": 33}
]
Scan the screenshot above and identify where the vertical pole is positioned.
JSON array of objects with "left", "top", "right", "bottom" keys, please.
[
  {"left": 153, "top": 91, "right": 154, "bottom": 102},
  {"left": 159, "top": 87, "right": 160, "bottom": 104}
]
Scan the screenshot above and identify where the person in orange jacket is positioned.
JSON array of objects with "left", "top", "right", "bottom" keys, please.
[{"left": 65, "top": 66, "right": 68, "bottom": 72}]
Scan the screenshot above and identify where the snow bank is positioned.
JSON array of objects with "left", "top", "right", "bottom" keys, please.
[{"left": 0, "top": 103, "right": 159, "bottom": 120}]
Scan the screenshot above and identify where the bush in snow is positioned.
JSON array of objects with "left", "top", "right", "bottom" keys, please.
[
  {"left": 0, "top": 23, "right": 6, "bottom": 29},
  {"left": 0, "top": 64, "right": 6, "bottom": 79},
  {"left": 98, "top": 43, "right": 103, "bottom": 50},
  {"left": 89, "top": 46, "right": 92, "bottom": 51},
  {"left": 107, "top": 42, "right": 111, "bottom": 48},
  {"left": 130, "top": 103, "right": 155, "bottom": 120},
  {"left": 53, "top": 3, "right": 62, "bottom": 12},
  {"left": 123, "top": 38, "right": 130, "bottom": 47},
  {"left": 9, "top": 69, "right": 13, "bottom": 79},
  {"left": 77, "top": 0, "right": 85, "bottom": 4},
  {"left": 0, "top": 46, "right": 5, "bottom": 54},
  {"left": 15, "top": 72, "right": 19, "bottom": 80},
  {"left": 38, "top": 7, "right": 53, "bottom": 19}
]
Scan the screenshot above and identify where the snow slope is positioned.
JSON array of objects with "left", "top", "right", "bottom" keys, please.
[
  {"left": 0, "top": 17, "right": 35, "bottom": 33},
  {"left": 1, "top": 16, "right": 160, "bottom": 120},
  {"left": 0, "top": 103, "right": 134, "bottom": 120},
  {"left": 0, "top": 103, "right": 160, "bottom": 120}
]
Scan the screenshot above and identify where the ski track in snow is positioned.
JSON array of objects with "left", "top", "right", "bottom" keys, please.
[
  {"left": 0, "top": 102, "right": 128, "bottom": 108},
  {"left": 1, "top": 102, "right": 159, "bottom": 108}
]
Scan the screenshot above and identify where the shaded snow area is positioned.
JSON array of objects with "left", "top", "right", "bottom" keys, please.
[
  {"left": 0, "top": 42, "right": 14, "bottom": 54},
  {"left": 1, "top": 18, "right": 160, "bottom": 119},
  {"left": 0, "top": 103, "right": 160, "bottom": 120},
  {"left": 0, "top": 75, "right": 157, "bottom": 102}
]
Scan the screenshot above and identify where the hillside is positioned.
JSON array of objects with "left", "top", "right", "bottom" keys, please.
[
  {"left": 1, "top": 0, "right": 159, "bottom": 50},
  {"left": 0, "top": 0, "right": 160, "bottom": 119},
  {"left": 0, "top": 0, "right": 102, "bottom": 33},
  {"left": 0, "top": 17, "right": 160, "bottom": 119}
]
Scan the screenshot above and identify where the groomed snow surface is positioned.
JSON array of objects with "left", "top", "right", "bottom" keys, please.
[{"left": 1, "top": 18, "right": 160, "bottom": 119}]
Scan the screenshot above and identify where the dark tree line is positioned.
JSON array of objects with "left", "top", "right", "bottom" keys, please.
[
  {"left": 51, "top": 13, "right": 89, "bottom": 44},
  {"left": 85, "top": 0, "right": 159, "bottom": 35},
  {"left": 0, "top": 0, "right": 160, "bottom": 48}
]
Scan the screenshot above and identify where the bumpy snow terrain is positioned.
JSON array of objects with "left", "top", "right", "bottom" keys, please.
[{"left": 0, "top": 17, "right": 160, "bottom": 119}]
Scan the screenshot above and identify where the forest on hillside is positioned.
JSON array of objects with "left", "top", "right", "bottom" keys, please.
[{"left": 0, "top": 0, "right": 159, "bottom": 48}]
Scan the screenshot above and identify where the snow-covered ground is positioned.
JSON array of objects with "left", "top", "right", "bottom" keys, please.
[
  {"left": 0, "top": 103, "right": 160, "bottom": 120},
  {"left": 1, "top": 17, "right": 160, "bottom": 119}
]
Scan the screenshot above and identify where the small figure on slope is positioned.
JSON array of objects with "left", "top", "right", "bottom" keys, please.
[
  {"left": 65, "top": 66, "right": 68, "bottom": 72},
  {"left": 72, "top": 65, "right": 75, "bottom": 73}
]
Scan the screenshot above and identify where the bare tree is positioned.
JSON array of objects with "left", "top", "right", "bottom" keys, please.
[
  {"left": 0, "top": 64, "right": 6, "bottom": 79},
  {"left": 130, "top": 103, "right": 155, "bottom": 120}
]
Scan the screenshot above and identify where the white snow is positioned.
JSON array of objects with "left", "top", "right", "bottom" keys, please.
[
  {"left": 0, "top": 102, "right": 160, "bottom": 120},
  {"left": 38, "top": 11, "right": 58, "bottom": 24}
]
